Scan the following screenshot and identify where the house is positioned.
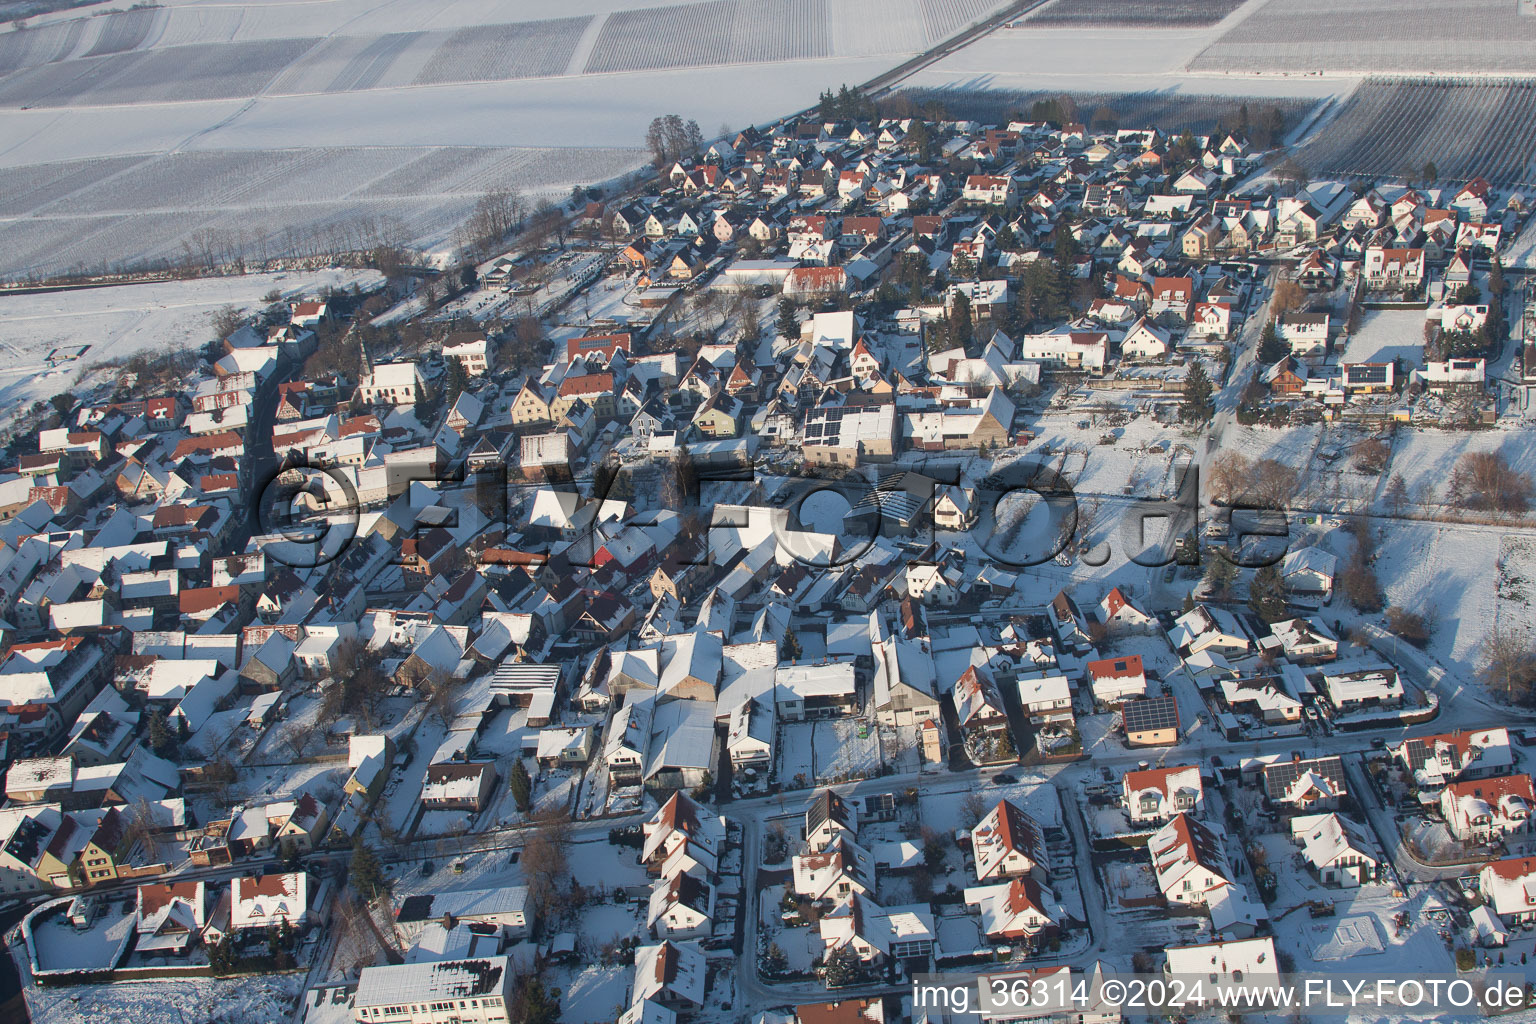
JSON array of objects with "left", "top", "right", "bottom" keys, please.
[
  {"left": 1341, "top": 361, "right": 1394, "bottom": 395},
  {"left": 964, "top": 875, "right": 1062, "bottom": 943},
  {"left": 870, "top": 623, "right": 940, "bottom": 726},
  {"left": 1086, "top": 654, "right": 1146, "bottom": 707},
  {"left": 1098, "top": 587, "right": 1155, "bottom": 629},
  {"left": 1319, "top": 660, "right": 1403, "bottom": 713},
  {"left": 1291, "top": 813, "right": 1382, "bottom": 886},
  {"left": 951, "top": 666, "right": 1012, "bottom": 761},
  {"left": 630, "top": 940, "right": 707, "bottom": 1012},
  {"left": 420, "top": 762, "right": 497, "bottom": 812},
  {"left": 394, "top": 886, "right": 534, "bottom": 943},
  {"left": 1363, "top": 246, "right": 1425, "bottom": 292},
  {"left": 932, "top": 486, "right": 975, "bottom": 531},
  {"left": 726, "top": 697, "right": 774, "bottom": 773},
  {"left": 1276, "top": 313, "right": 1330, "bottom": 357},
  {"left": 1122, "top": 695, "right": 1179, "bottom": 748},
  {"left": 354, "top": 955, "right": 515, "bottom": 1024},
  {"left": 819, "top": 893, "right": 935, "bottom": 964},
  {"left": 1440, "top": 774, "right": 1535, "bottom": 844},
  {"left": 1147, "top": 813, "right": 1234, "bottom": 906},
  {"left": 1189, "top": 301, "right": 1233, "bottom": 340},
  {"left": 1149, "top": 277, "right": 1194, "bottom": 322},
  {"left": 969, "top": 799, "right": 1049, "bottom": 883},
  {"left": 1280, "top": 546, "right": 1336, "bottom": 604},
  {"left": 805, "top": 790, "right": 858, "bottom": 852},
  {"left": 1260, "top": 617, "right": 1338, "bottom": 663},
  {"left": 792, "top": 836, "right": 876, "bottom": 902},
  {"left": 962, "top": 174, "right": 1017, "bottom": 208},
  {"left": 647, "top": 871, "right": 716, "bottom": 940},
  {"left": 1263, "top": 756, "right": 1347, "bottom": 812},
  {"left": 135, "top": 880, "right": 212, "bottom": 955},
  {"left": 1163, "top": 937, "right": 1279, "bottom": 998},
  {"left": 1479, "top": 856, "right": 1536, "bottom": 925},
  {"left": 1120, "top": 319, "right": 1170, "bottom": 362},
  {"left": 1391, "top": 728, "right": 1514, "bottom": 790},
  {"left": 231, "top": 872, "right": 308, "bottom": 933},
  {"left": 642, "top": 792, "right": 724, "bottom": 874},
  {"left": 1169, "top": 605, "right": 1249, "bottom": 657},
  {"left": 1415, "top": 357, "right": 1486, "bottom": 391},
  {"left": 1124, "top": 765, "right": 1204, "bottom": 825},
  {"left": 1017, "top": 329, "right": 1110, "bottom": 373}
]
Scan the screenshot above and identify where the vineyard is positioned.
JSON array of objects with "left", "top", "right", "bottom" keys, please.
[
  {"left": 1190, "top": 0, "right": 1536, "bottom": 74},
  {"left": 889, "top": 86, "right": 1317, "bottom": 135},
  {"left": 412, "top": 17, "right": 591, "bottom": 86},
  {"left": 1295, "top": 78, "right": 1536, "bottom": 188},
  {"left": 0, "top": 145, "right": 647, "bottom": 280},
  {"left": 1028, "top": 0, "right": 1246, "bottom": 27},
  {"left": 0, "top": 37, "right": 320, "bottom": 107}
]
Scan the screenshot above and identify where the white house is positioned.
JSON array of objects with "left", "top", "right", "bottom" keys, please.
[
  {"left": 357, "top": 362, "right": 425, "bottom": 407},
  {"left": 819, "top": 894, "right": 935, "bottom": 963},
  {"left": 231, "top": 872, "right": 308, "bottom": 933},
  {"left": 1440, "top": 774, "right": 1536, "bottom": 843},
  {"left": 792, "top": 836, "right": 876, "bottom": 902},
  {"left": 1280, "top": 546, "right": 1336, "bottom": 603},
  {"left": 1098, "top": 587, "right": 1155, "bottom": 629},
  {"left": 1147, "top": 813, "right": 1234, "bottom": 905},
  {"left": 1479, "top": 856, "right": 1536, "bottom": 925},
  {"left": 1276, "top": 313, "right": 1329, "bottom": 357},
  {"left": 1290, "top": 813, "right": 1381, "bottom": 886},
  {"left": 1163, "top": 937, "right": 1280, "bottom": 997},
  {"left": 1086, "top": 654, "right": 1146, "bottom": 707},
  {"left": 1124, "top": 765, "right": 1204, "bottom": 825},
  {"left": 647, "top": 871, "right": 716, "bottom": 940},
  {"left": 355, "top": 956, "right": 515, "bottom": 1024},
  {"left": 970, "top": 798, "right": 1049, "bottom": 883}
]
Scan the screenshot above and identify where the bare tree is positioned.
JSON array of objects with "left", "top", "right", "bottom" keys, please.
[
  {"left": 1208, "top": 451, "right": 1251, "bottom": 505},
  {"left": 1449, "top": 451, "right": 1533, "bottom": 513},
  {"left": 1482, "top": 626, "right": 1536, "bottom": 704},
  {"left": 522, "top": 809, "right": 573, "bottom": 918}
]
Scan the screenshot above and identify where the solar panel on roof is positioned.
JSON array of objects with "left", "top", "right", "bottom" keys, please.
[{"left": 1122, "top": 695, "right": 1179, "bottom": 733}]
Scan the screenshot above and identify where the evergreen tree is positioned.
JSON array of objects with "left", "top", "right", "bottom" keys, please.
[
  {"left": 781, "top": 625, "right": 802, "bottom": 662},
  {"left": 1204, "top": 552, "right": 1238, "bottom": 601},
  {"left": 510, "top": 758, "right": 532, "bottom": 814},
  {"left": 1181, "top": 361, "right": 1215, "bottom": 423},
  {"left": 348, "top": 839, "right": 389, "bottom": 902},
  {"left": 1258, "top": 320, "right": 1287, "bottom": 364},
  {"left": 776, "top": 298, "right": 800, "bottom": 340},
  {"left": 760, "top": 942, "right": 788, "bottom": 977},
  {"left": 147, "top": 707, "right": 175, "bottom": 758},
  {"left": 510, "top": 975, "right": 560, "bottom": 1024},
  {"left": 822, "top": 945, "right": 862, "bottom": 987},
  {"left": 1248, "top": 564, "right": 1288, "bottom": 622},
  {"left": 949, "top": 291, "right": 974, "bottom": 349},
  {"left": 1489, "top": 256, "right": 1506, "bottom": 297}
]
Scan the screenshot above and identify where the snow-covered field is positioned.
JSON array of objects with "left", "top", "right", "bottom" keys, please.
[
  {"left": 0, "top": 0, "right": 1016, "bottom": 278},
  {"left": 0, "top": 268, "right": 379, "bottom": 427},
  {"left": 1190, "top": 0, "right": 1536, "bottom": 75},
  {"left": 27, "top": 971, "right": 307, "bottom": 1024}
]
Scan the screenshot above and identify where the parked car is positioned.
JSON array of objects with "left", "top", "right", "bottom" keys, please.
[{"left": 993, "top": 773, "right": 1018, "bottom": 785}]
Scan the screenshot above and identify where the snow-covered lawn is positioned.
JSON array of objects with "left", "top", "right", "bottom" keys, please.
[
  {"left": 1337, "top": 307, "right": 1426, "bottom": 366},
  {"left": 28, "top": 972, "right": 307, "bottom": 1024},
  {"left": 30, "top": 903, "right": 135, "bottom": 974}
]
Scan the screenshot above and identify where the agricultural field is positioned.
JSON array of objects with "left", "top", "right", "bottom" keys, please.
[
  {"left": 890, "top": 86, "right": 1316, "bottom": 135},
  {"left": 1189, "top": 0, "right": 1536, "bottom": 74},
  {"left": 1295, "top": 78, "right": 1536, "bottom": 187},
  {"left": 1027, "top": 0, "right": 1248, "bottom": 27},
  {"left": 0, "top": 144, "right": 646, "bottom": 280}
]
